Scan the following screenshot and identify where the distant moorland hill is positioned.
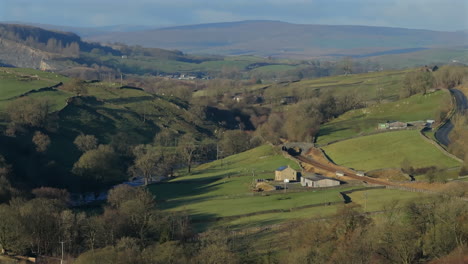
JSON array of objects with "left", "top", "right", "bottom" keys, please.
[{"left": 86, "top": 20, "right": 468, "bottom": 58}]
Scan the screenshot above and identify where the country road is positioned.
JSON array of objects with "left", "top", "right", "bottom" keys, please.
[{"left": 435, "top": 89, "right": 468, "bottom": 146}]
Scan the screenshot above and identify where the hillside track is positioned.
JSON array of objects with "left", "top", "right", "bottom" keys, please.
[
  {"left": 435, "top": 89, "right": 468, "bottom": 146},
  {"left": 295, "top": 155, "right": 395, "bottom": 186}
]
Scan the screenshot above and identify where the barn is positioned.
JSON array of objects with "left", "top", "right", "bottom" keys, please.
[
  {"left": 275, "top": 165, "right": 298, "bottom": 181},
  {"left": 301, "top": 173, "right": 340, "bottom": 188}
]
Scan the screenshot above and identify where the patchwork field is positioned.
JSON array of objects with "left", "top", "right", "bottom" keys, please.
[
  {"left": 316, "top": 90, "right": 451, "bottom": 145},
  {"left": 263, "top": 69, "right": 407, "bottom": 103},
  {"left": 322, "top": 130, "right": 461, "bottom": 171}
]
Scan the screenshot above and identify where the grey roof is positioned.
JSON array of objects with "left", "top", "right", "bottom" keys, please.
[
  {"left": 276, "top": 166, "right": 289, "bottom": 171},
  {"left": 302, "top": 173, "right": 339, "bottom": 182}
]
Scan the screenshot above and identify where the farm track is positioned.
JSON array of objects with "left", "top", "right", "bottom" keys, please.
[{"left": 295, "top": 155, "right": 394, "bottom": 186}]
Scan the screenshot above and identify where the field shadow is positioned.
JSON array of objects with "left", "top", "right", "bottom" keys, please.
[
  {"left": 151, "top": 174, "right": 234, "bottom": 209},
  {"left": 316, "top": 126, "right": 349, "bottom": 137},
  {"left": 104, "top": 96, "right": 154, "bottom": 104}
]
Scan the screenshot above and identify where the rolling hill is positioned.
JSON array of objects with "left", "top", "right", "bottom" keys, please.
[
  {"left": 0, "top": 67, "right": 217, "bottom": 190},
  {"left": 87, "top": 20, "right": 468, "bottom": 58}
]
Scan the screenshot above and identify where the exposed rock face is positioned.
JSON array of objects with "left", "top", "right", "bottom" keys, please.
[
  {"left": 39, "top": 59, "right": 55, "bottom": 71},
  {"left": 0, "top": 38, "right": 50, "bottom": 69}
]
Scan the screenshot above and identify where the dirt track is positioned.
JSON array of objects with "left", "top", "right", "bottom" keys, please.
[{"left": 293, "top": 149, "right": 395, "bottom": 186}]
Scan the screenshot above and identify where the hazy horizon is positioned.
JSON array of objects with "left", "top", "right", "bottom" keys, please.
[{"left": 1, "top": 0, "right": 467, "bottom": 32}]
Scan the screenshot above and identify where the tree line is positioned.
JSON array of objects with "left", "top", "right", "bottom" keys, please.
[{"left": 0, "top": 185, "right": 466, "bottom": 263}]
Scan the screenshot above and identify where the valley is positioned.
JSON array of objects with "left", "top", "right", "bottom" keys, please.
[{"left": 0, "top": 20, "right": 467, "bottom": 264}]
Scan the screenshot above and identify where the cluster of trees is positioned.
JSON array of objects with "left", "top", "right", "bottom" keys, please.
[
  {"left": 254, "top": 94, "right": 364, "bottom": 143},
  {"left": 5, "top": 97, "right": 52, "bottom": 136},
  {"left": 43, "top": 38, "right": 80, "bottom": 57},
  {"left": 0, "top": 25, "right": 80, "bottom": 58},
  {"left": 245, "top": 57, "right": 381, "bottom": 82},
  {"left": 448, "top": 113, "right": 468, "bottom": 175},
  {"left": 61, "top": 78, "right": 87, "bottom": 96},
  {"left": 433, "top": 65, "right": 468, "bottom": 89},
  {"left": 401, "top": 65, "right": 468, "bottom": 99},
  {"left": 70, "top": 128, "right": 258, "bottom": 191},
  {"left": 3, "top": 188, "right": 464, "bottom": 264},
  {"left": 284, "top": 197, "right": 468, "bottom": 264},
  {"left": 0, "top": 185, "right": 191, "bottom": 259},
  {"left": 400, "top": 70, "right": 434, "bottom": 98}
]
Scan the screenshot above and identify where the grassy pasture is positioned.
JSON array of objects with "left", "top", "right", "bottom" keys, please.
[
  {"left": 317, "top": 90, "right": 450, "bottom": 144},
  {"left": 322, "top": 130, "right": 461, "bottom": 171},
  {"left": 369, "top": 48, "right": 468, "bottom": 69},
  {"left": 148, "top": 145, "right": 359, "bottom": 229},
  {"left": 26, "top": 89, "right": 72, "bottom": 112},
  {"left": 0, "top": 69, "right": 56, "bottom": 100},
  {"left": 262, "top": 69, "right": 407, "bottom": 104},
  {"left": 0, "top": 68, "right": 73, "bottom": 116},
  {"left": 83, "top": 53, "right": 273, "bottom": 75},
  {"left": 348, "top": 188, "right": 428, "bottom": 212},
  {"left": 251, "top": 64, "right": 300, "bottom": 74}
]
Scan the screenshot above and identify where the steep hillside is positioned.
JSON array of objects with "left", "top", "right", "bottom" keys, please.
[
  {"left": 87, "top": 20, "right": 468, "bottom": 58},
  {"left": 316, "top": 90, "right": 451, "bottom": 145},
  {"left": 0, "top": 68, "right": 216, "bottom": 190},
  {"left": 0, "top": 23, "right": 119, "bottom": 69}
]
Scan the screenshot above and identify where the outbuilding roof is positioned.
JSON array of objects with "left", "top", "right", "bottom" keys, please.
[
  {"left": 276, "top": 165, "right": 289, "bottom": 171},
  {"left": 303, "top": 173, "right": 339, "bottom": 182}
]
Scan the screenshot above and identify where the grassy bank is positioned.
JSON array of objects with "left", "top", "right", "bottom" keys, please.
[{"left": 322, "top": 130, "right": 461, "bottom": 171}]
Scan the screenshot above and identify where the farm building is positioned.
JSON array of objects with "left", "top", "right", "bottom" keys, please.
[
  {"left": 378, "top": 123, "right": 389, "bottom": 130},
  {"left": 301, "top": 173, "right": 340, "bottom": 188},
  {"left": 378, "top": 121, "right": 408, "bottom": 130},
  {"left": 275, "top": 165, "right": 298, "bottom": 181},
  {"left": 388, "top": 121, "right": 408, "bottom": 129}
]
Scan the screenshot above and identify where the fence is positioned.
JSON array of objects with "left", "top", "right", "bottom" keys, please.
[{"left": 419, "top": 129, "right": 463, "bottom": 163}]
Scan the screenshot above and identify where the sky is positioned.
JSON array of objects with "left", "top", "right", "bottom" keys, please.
[{"left": 1, "top": 0, "right": 467, "bottom": 31}]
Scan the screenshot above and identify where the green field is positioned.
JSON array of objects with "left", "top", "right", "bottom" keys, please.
[
  {"left": 348, "top": 188, "right": 428, "bottom": 212},
  {"left": 263, "top": 69, "right": 407, "bottom": 103},
  {"left": 0, "top": 67, "right": 72, "bottom": 110},
  {"left": 317, "top": 90, "right": 450, "bottom": 144},
  {"left": 322, "top": 130, "right": 461, "bottom": 171},
  {"left": 148, "top": 145, "right": 359, "bottom": 229},
  {"left": 0, "top": 69, "right": 59, "bottom": 100},
  {"left": 83, "top": 53, "right": 275, "bottom": 75},
  {"left": 370, "top": 48, "right": 468, "bottom": 69}
]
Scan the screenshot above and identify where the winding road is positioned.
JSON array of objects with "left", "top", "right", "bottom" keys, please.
[{"left": 435, "top": 89, "right": 468, "bottom": 146}]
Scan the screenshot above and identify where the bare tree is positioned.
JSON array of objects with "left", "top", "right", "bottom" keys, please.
[
  {"left": 178, "top": 134, "right": 198, "bottom": 174},
  {"left": 129, "top": 145, "right": 162, "bottom": 185},
  {"left": 74, "top": 134, "right": 98, "bottom": 152},
  {"left": 32, "top": 131, "right": 51, "bottom": 152}
]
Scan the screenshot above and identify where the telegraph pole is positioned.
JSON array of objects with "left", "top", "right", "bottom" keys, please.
[
  {"left": 364, "top": 191, "right": 368, "bottom": 211},
  {"left": 60, "top": 241, "right": 64, "bottom": 264}
]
